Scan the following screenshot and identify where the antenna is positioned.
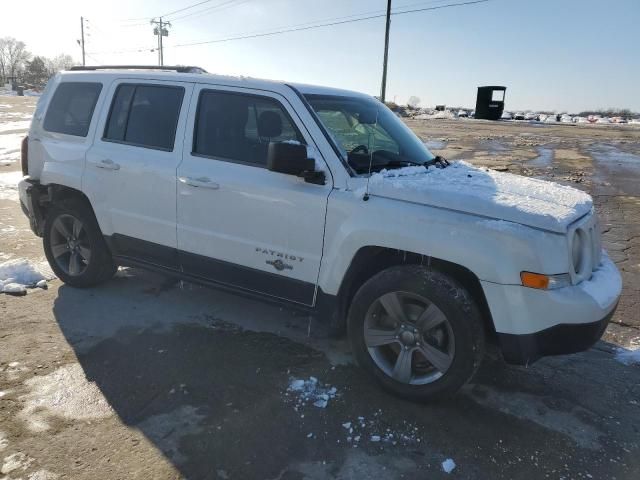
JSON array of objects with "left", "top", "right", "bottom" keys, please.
[{"left": 362, "top": 108, "right": 380, "bottom": 202}]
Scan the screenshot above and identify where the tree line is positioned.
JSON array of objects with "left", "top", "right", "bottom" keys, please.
[{"left": 0, "top": 37, "right": 75, "bottom": 89}]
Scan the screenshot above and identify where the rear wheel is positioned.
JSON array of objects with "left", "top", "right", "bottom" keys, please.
[
  {"left": 348, "top": 265, "right": 485, "bottom": 401},
  {"left": 43, "top": 199, "right": 117, "bottom": 287}
]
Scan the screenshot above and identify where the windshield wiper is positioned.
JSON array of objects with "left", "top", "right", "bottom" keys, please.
[{"left": 423, "top": 155, "right": 450, "bottom": 169}]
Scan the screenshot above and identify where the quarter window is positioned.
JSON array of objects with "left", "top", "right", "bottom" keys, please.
[
  {"left": 194, "top": 90, "right": 303, "bottom": 166},
  {"left": 43, "top": 82, "right": 102, "bottom": 137},
  {"left": 104, "top": 84, "right": 184, "bottom": 151}
]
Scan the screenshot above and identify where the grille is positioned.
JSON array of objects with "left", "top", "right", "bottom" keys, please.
[{"left": 569, "top": 212, "right": 602, "bottom": 285}]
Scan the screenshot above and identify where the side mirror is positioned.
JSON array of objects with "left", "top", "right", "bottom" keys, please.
[{"left": 267, "top": 142, "right": 325, "bottom": 185}]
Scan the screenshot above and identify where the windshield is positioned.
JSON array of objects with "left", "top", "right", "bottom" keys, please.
[{"left": 304, "top": 94, "right": 436, "bottom": 174}]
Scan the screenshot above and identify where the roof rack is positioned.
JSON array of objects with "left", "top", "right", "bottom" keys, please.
[{"left": 68, "top": 65, "right": 207, "bottom": 74}]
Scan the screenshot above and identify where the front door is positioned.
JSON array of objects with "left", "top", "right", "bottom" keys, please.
[
  {"left": 176, "top": 85, "right": 332, "bottom": 306},
  {"left": 84, "top": 79, "right": 193, "bottom": 268}
]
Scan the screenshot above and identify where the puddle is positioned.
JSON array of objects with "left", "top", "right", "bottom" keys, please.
[
  {"left": 424, "top": 140, "right": 448, "bottom": 150},
  {"left": 479, "top": 139, "right": 509, "bottom": 154},
  {"left": 529, "top": 147, "right": 554, "bottom": 167},
  {"left": 588, "top": 143, "right": 640, "bottom": 172}
]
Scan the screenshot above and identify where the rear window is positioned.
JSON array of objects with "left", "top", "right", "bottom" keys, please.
[
  {"left": 103, "top": 84, "right": 184, "bottom": 151},
  {"left": 43, "top": 82, "right": 102, "bottom": 137}
]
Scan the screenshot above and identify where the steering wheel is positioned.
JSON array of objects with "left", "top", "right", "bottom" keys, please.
[{"left": 350, "top": 145, "right": 369, "bottom": 155}]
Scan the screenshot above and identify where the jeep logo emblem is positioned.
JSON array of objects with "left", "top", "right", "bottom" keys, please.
[{"left": 266, "top": 259, "right": 292, "bottom": 271}]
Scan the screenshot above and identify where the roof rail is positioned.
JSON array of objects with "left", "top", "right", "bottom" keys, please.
[{"left": 68, "top": 65, "right": 207, "bottom": 74}]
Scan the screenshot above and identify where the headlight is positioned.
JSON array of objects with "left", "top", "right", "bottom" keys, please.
[{"left": 521, "top": 272, "right": 572, "bottom": 290}]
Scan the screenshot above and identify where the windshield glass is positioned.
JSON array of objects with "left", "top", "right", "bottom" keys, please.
[{"left": 304, "top": 94, "right": 436, "bottom": 174}]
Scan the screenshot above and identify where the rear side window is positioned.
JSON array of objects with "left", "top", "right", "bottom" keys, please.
[
  {"left": 193, "top": 90, "right": 303, "bottom": 166},
  {"left": 43, "top": 82, "right": 102, "bottom": 137},
  {"left": 104, "top": 84, "right": 185, "bottom": 151}
]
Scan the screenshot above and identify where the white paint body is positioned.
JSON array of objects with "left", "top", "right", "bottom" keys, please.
[{"left": 20, "top": 70, "right": 621, "bottom": 336}]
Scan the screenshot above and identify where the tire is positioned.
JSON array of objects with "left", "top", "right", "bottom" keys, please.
[
  {"left": 347, "top": 265, "right": 485, "bottom": 401},
  {"left": 43, "top": 199, "right": 117, "bottom": 288}
]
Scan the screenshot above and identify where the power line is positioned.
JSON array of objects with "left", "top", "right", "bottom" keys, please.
[
  {"left": 163, "top": 0, "right": 238, "bottom": 19},
  {"left": 167, "top": 0, "right": 252, "bottom": 23},
  {"left": 87, "top": 0, "right": 489, "bottom": 56},
  {"left": 168, "top": 0, "right": 490, "bottom": 49}
]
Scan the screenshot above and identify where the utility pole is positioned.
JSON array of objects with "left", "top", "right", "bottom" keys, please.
[
  {"left": 151, "top": 17, "right": 171, "bottom": 66},
  {"left": 380, "top": 0, "right": 392, "bottom": 103},
  {"left": 79, "top": 16, "right": 86, "bottom": 66}
]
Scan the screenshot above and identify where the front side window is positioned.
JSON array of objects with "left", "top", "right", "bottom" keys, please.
[
  {"left": 304, "top": 94, "right": 436, "bottom": 175},
  {"left": 194, "top": 90, "right": 303, "bottom": 167},
  {"left": 43, "top": 82, "right": 102, "bottom": 137},
  {"left": 104, "top": 84, "right": 184, "bottom": 150}
]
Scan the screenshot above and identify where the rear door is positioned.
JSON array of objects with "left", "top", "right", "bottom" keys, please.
[
  {"left": 176, "top": 85, "right": 332, "bottom": 306},
  {"left": 84, "top": 79, "right": 193, "bottom": 268}
]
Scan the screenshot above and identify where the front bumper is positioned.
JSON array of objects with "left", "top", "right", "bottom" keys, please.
[
  {"left": 497, "top": 304, "right": 616, "bottom": 365},
  {"left": 481, "top": 254, "right": 622, "bottom": 365}
]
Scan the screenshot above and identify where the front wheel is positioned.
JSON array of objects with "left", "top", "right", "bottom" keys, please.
[
  {"left": 347, "top": 265, "right": 485, "bottom": 401},
  {"left": 43, "top": 199, "right": 117, "bottom": 288}
]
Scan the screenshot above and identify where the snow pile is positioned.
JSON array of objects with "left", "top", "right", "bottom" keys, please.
[
  {"left": 414, "top": 110, "right": 456, "bottom": 120},
  {"left": 0, "top": 170, "right": 22, "bottom": 200},
  {"left": 442, "top": 458, "right": 456, "bottom": 474},
  {"left": 0, "top": 259, "right": 54, "bottom": 294},
  {"left": 615, "top": 348, "right": 640, "bottom": 366},
  {"left": 0, "top": 120, "right": 30, "bottom": 133},
  {"left": 366, "top": 161, "right": 593, "bottom": 233},
  {"left": 286, "top": 377, "right": 338, "bottom": 409},
  {"left": 579, "top": 253, "right": 621, "bottom": 309}
]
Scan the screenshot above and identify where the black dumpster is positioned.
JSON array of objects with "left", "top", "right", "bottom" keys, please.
[{"left": 475, "top": 86, "right": 506, "bottom": 120}]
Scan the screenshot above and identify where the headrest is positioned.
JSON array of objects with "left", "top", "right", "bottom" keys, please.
[{"left": 257, "top": 110, "right": 283, "bottom": 138}]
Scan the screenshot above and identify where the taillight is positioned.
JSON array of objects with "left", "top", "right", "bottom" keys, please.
[{"left": 21, "top": 135, "right": 28, "bottom": 176}]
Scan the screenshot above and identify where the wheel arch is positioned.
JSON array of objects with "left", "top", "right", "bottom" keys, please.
[
  {"left": 333, "top": 246, "right": 497, "bottom": 341},
  {"left": 40, "top": 183, "right": 100, "bottom": 230}
]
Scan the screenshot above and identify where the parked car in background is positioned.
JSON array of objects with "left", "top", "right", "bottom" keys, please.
[
  {"left": 457, "top": 109, "right": 468, "bottom": 118},
  {"left": 500, "top": 111, "right": 513, "bottom": 120},
  {"left": 524, "top": 112, "right": 538, "bottom": 121},
  {"left": 513, "top": 112, "right": 525, "bottom": 120}
]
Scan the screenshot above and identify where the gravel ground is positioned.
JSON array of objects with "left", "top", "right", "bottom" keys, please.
[{"left": 1, "top": 96, "right": 639, "bottom": 479}]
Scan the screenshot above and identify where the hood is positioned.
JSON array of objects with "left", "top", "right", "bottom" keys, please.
[{"left": 365, "top": 161, "right": 592, "bottom": 233}]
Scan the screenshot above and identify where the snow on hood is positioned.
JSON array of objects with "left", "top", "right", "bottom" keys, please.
[{"left": 366, "top": 161, "right": 592, "bottom": 233}]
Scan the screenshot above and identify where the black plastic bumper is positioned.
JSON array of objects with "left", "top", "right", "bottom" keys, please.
[
  {"left": 498, "top": 303, "right": 617, "bottom": 365},
  {"left": 19, "top": 178, "right": 46, "bottom": 237}
]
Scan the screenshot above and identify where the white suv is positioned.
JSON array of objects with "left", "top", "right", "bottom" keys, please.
[{"left": 18, "top": 66, "right": 621, "bottom": 400}]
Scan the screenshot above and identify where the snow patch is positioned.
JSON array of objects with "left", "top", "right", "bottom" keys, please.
[
  {"left": 615, "top": 348, "right": 640, "bottom": 366},
  {"left": 28, "top": 470, "right": 60, "bottom": 480},
  {"left": 1, "top": 452, "right": 34, "bottom": 474},
  {"left": 0, "top": 133, "right": 24, "bottom": 164},
  {"left": 286, "top": 377, "right": 338, "bottom": 409},
  {"left": 442, "top": 458, "right": 456, "bottom": 473},
  {"left": 0, "top": 258, "right": 55, "bottom": 293},
  {"left": 0, "top": 170, "right": 22, "bottom": 200},
  {"left": 367, "top": 161, "right": 593, "bottom": 233},
  {"left": 18, "top": 363, "right": 114, "bottom": 432},
  {"left": 0, "top": 431, "right": 7, "bottom": 451}
]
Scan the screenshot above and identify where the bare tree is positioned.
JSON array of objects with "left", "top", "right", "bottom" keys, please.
[
  {"left": 407, "top": 96, "right": 421, "bottom": 109},
  {"left": 45, "top": 54, "right": 75, "bottom": 76},
  {"left": 0, "top": 37, "right": 31, "bottom": 82}
]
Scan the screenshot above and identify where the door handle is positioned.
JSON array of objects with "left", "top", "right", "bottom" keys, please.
[
  {"left": 95, "top": 159, "right": 120, "bottom": 171},
  {"left": 178, "top": 176, "right": 220, "bottom": 189}
]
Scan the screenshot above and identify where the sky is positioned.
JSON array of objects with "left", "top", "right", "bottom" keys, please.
[{"left": 1, "top": 0, "right": 638, "bottom": 112}]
